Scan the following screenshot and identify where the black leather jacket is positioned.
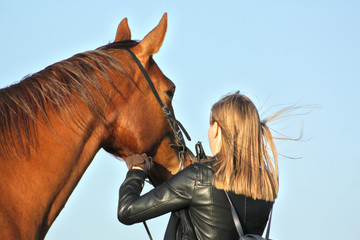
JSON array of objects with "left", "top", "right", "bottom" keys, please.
[{"left": 118, "top": 160, "right": 273, "bottom": 240}]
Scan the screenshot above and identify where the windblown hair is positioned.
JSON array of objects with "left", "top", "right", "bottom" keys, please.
[
  {"left": 211, "top": 92, "right": 279, "bottom": 201},
  {"left": 0, "top": 40, "right": 137, "bottom": 158}
]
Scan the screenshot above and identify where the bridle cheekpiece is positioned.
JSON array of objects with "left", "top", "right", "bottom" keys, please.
[{"left": 125, "top": 48, "right": 194, "bottom": 171}]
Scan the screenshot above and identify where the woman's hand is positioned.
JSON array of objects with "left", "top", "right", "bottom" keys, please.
[{"left": 124, "top": 153, "right": 153, "bottom": 175}]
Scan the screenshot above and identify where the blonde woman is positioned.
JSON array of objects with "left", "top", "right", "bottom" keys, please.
[{"left": 118, "top": 92, "right": 278, "bottom": 239}]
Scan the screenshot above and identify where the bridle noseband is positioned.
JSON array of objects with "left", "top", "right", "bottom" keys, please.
[{"left": 125, "top": 48, "right": 194, "bottom": 171}]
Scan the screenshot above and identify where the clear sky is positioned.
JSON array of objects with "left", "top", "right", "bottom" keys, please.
[{"left": 1, "top": 1, "right": 359, "bottom": 239}]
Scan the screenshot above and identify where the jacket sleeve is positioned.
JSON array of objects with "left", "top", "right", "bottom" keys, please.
[{"left": 118, "top": 166, "right": 198, "bottom": 225}]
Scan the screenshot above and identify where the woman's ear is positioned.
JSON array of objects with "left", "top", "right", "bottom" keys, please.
[
  {"left": 210, "top": 121, "right": 222, "bottom": 155},
  {"left": 214, "top": 122, "right": 222, "bottom": 153},
  {"left": 215, "top": 122, "right": 222, "bottom": 140},
  {"left": 209, "top": 121, "right": 222, "bottom": 155}
]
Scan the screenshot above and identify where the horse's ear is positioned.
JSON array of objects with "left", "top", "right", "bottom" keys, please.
[
  {"left": 115, "top": 18, "right": 131, "bottom": 42},
  {"left": 132, "top": 13, "right": 167, "bottom": 57}
]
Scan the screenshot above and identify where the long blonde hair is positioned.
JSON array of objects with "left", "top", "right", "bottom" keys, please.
[{"left": 211, "top": 92, "right": 278, "bottom": 201}]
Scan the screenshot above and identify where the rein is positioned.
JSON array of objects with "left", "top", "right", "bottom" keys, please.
[{"left": 125, "top": 48, "right": 194, "bottom": 170}]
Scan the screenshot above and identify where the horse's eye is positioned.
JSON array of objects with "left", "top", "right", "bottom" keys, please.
[{"left": 166, "top": 89, "right": 175, "bottom": 100}]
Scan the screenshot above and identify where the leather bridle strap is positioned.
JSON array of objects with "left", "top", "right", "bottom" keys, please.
[
  {"left": 125, "top": 49, "right": 165, "bottom": 109},
  {"left": 125, "top": 48, "right": 194, "bottom": 170},
  {"left": 125, "top": 48, "right": 195, "bottom": 240}
]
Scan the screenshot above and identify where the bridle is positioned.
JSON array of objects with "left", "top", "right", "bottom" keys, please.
[
  {"left": 125, "top": 48, "right": 195, "bottom": 240},
  {"left": 125, "top": 48, "right": 194, "bottom": 171}
]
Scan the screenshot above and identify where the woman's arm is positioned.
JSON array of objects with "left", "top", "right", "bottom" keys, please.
[{"left": 118, "top": 166, "right": 197, "bottom": 225}]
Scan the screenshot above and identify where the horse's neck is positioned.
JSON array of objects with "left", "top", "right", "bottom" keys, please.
[
  {"left": 39, "top": 111, "right": 107, "bottom": 237},
  {"left": 1, "top": 107, "right": 106, "bottom": 239}
]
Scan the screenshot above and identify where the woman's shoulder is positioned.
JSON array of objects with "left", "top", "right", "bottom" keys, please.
[
  {"left": 189, "top": 159, "right": 215, "bottom": 184},
  {"left": 194, "top": 158, "right": 215, "bottom": 171},
  {"left": 171, "top": 159, "right": 215, "bottom": 182}
]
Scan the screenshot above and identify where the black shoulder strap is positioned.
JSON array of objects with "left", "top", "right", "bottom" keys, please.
[
  {"left": 225, "top": 191, "right": 245, "bottom": 237},
  {"left": 224, "top": 191, "right": 272, "bottom": 239},
  {"left": 265, "top": 207, "right": 273, "bottom": 239}
]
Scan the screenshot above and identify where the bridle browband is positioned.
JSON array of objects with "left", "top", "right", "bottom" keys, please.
[{"left": 125, "top": 48, "right": 194, "bottom": 171}]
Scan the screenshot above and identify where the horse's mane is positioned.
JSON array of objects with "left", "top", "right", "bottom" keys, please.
[{"left": 0, "top": 40, "right": 138, "bottom": 158}]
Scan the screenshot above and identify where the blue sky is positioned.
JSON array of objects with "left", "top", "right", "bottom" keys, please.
[{"left": 1, "top": 1, "right": 359, "bottom": 239}]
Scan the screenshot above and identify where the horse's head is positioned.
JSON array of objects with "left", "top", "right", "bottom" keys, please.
[{"left": 100, "top": 14, "right": 189, "bottom": 184}]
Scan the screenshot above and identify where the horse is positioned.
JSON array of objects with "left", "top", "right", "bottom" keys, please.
[{"left": 0, "top": 13, "right": 191, "bottom": 240}]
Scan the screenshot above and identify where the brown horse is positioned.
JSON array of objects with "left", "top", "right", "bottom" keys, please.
[{"left": 0, "top": 13, "right": 190, "bottom": 240}]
